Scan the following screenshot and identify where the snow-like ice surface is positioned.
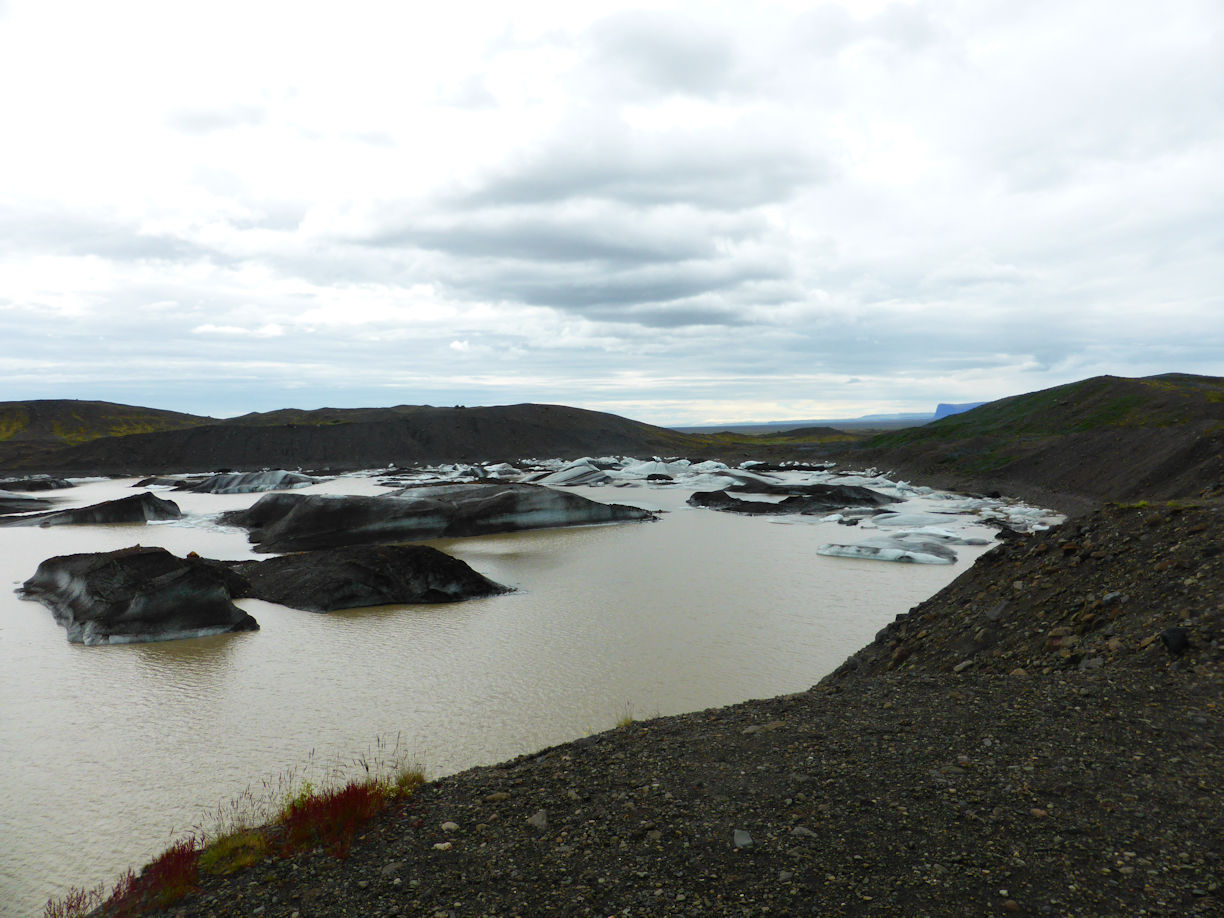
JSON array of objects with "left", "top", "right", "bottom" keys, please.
[
  {"left": 310, "top": 456, "right": 1063, "bottom": 565},
  {"left": 817, "top": 538, "right": 958, "bottom": 565}
]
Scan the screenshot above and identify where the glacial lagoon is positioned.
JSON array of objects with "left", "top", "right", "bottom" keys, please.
[{"left": 0, "top": 461, "right": 1058, "bottom": 915}]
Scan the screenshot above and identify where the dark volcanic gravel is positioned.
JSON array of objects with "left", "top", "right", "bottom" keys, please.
[{"left": 117, "top": 501, "right": 1224, "bottom": 917}]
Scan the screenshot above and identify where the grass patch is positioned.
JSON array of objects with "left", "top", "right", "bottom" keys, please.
[{"left": 198, "top": 830, "right": 269, "bottom": 876}]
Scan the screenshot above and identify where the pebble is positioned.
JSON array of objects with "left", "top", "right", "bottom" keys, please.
[
  {"left": 733, "top": 829, "right": 754, "bottom": 848},
  {"left": 527, "top": 810, "right": 549, "bottom": 830},
  {"left": 433, "top": 841, "right": 452, "bottom": 851},
  {"left": 441, "top": 821, "right": 459, "bottom": 832},
  {"left": 484, "top": 791, "right": 511, "bottom": 803}
]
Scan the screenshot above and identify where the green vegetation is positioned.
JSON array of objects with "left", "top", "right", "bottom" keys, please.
[
  {"left": 197, "top": 830, "right": 268, "bottom": 876},
  {"left": 869, "top": 374, "right": 1224, "bottom": 452},
  {"left": 0, "top": 407, "right": 30, "bottom": 441}
]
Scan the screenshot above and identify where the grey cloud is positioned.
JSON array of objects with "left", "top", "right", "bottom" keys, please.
[
  {"left": 585, "top": 9, "right": 741, "bottom": 98},
  {"left": 166, "top": 104, "right": 267, "bottom": 134},
  {"left": 463, "top": 124, "right": 823, "bottom": 210},
  {"left": 0, "top": 206, "right": 213, "bottom": 264},
  {"left": 362, "top": 203, "right": 758, "bottom": 266},
  {"left": 437, "top": 74, "right": 499, "bottom": 110},
  {"left": 442, "top": 251, "right": 787, "bottom": 316},
  {"left": 790, "top": 2, "right": 940, "bottom": 56},
  {"left": 370, "top": 216, "right": 703, "bottom": 265}
]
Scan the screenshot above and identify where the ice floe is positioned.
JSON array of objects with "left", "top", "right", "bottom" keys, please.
[{"left": 817, "top": 537, "right": 959, "bottom": 564}]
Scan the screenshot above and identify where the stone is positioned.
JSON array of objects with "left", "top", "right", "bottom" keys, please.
[
  {"left": 441, "top": 822, "right": 459, "bottom": 832},
  {"left": 527, "top": 810, "right": 548, "bottom": 830},
  {"left": 1160, "top": 627, "right": 1190, "bottom": 656},
  {"left": 732, "top": 829, "right": 754, "bottom": 848}
]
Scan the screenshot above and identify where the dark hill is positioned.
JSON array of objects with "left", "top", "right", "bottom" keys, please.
[
  {"left": 0, "top": 400, "right": 208, "bottom": 468},
  {"left": 849, "top": 374, "right": 1224, "bottom": 513},
  {"left": 6, "top": 403, "right": 698, "bottom": 475}
]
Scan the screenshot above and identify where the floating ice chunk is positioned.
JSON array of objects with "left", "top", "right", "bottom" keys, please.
[
  {"left": 616, "top": 459, "right": 691, "bottom": 480},
  {"left": 818, "top": 537, "right": 957, "bottom": 564},
  {"left": 533, "top": 459, "right": 614, "bottom": 486},
  {"left": 870, "top": 512, "right": 959, "bottom": 529},
  {"left": 483, "top": 463, "right": 520, "bottom": 478},
  {"left": 890, "top": 527, "right": 992, "bottom": 546}
]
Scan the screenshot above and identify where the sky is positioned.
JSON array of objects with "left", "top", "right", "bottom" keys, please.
[{"left": 0, "top": 0, "right": 1221, "bottom": 425}]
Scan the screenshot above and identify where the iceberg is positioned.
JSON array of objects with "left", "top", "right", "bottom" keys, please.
[
  {"left": 817, "top": 536, "right": 959, "bottom": 564},
  {"left": 530, "top": 459, "right": 614, "bottom": 487}
]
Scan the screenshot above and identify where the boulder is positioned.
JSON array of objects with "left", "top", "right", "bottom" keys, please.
[
  {"left": 0, "top": 493, "right": 182, "bottom": 527},
  {"left": 179, "top": 469, "right": 315, "bottom": 494},
  {"left": 227, "top": 544, "right": 510, "bottom": 612},
  {"left": 222, "top": 481, "right": 656, "bottom": 553},
  {"left": 20, "top": 546, "right": 258, "bottom": 644}
]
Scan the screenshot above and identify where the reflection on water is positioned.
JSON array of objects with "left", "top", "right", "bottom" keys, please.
[{"left": 0, "top": 474, "right": 1000, "bottom": 915}]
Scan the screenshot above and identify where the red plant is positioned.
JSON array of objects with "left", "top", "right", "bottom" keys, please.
[
  {"left": 43, "top": 883, "right": 105, "bottom": 918},
  {"left": 280, "top": 780, "right": 388, "bottom": 857},
  {"left": 106, "top": 839, "right": 199, "bottom": 916}
]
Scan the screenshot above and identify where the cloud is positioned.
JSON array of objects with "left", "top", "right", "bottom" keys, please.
[
  {"left": 165, "top": 104, "right": 267, "bottom": 134},
  {"left": 0, "top": 0, "right": 1220, "bottom": 424},
  {"left": 584, "top": 9, "right": 742, "bottom": 99},
  {"left": 461, "top": 116, "right": 824, "bottom": 210}
]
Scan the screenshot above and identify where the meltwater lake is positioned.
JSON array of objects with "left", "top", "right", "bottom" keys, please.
[{"left": 0, "top": 460, "right": 1059, "bottom": 915}]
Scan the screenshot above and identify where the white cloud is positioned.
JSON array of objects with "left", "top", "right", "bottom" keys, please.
[{"left": 0, "top": 0, "right": 1220, "bottom": 424}]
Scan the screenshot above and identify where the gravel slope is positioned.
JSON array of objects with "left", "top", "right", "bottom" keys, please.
[{"left": 117, "top": 499, "right": 1224, "bottom": 918}]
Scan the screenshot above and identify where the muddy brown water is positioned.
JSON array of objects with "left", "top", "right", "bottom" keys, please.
[{"left": 0, "top": 473, "right": 1006, "bottom": 916}]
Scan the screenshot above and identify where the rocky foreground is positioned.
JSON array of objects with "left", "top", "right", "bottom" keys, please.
[{"left": 118, "top": 499, "right": 1223, "bottom": 917}]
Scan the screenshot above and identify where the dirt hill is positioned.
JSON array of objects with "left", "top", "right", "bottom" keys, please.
[
  {"left": 2, "top": 403, "right": 700, "bottom": 475},
  {"left": 846, "top": 374, "right": 1224, "bottom": 514},
  {"left": 0, "top": 400, "right": 208, "bottom": 468}
]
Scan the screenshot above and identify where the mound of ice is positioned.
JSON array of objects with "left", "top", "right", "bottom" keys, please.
[
  {"left": 889, "top": 527, "right": 992, "bottom": 546},
  {"left": 818, "top": 537, "right": 958, "bottom": 564},
  {"left": 532, "top": 459, "right": 613, "bottom": 487}
]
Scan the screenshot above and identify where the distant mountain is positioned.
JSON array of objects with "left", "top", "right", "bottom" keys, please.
[
  {"left": 0, "top": 403, "right": 701, "bottom": 475},
  {"left": 853, "top": 373, "right": 1224, "bottom": 511},
  {"left": 933, "top": 402, "right": 986, "bottom": 419}
]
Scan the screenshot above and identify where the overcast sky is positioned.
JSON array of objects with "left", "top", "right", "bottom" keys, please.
[{"left": 1, "top": 0, "right": 1220, "bottom": 425}]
